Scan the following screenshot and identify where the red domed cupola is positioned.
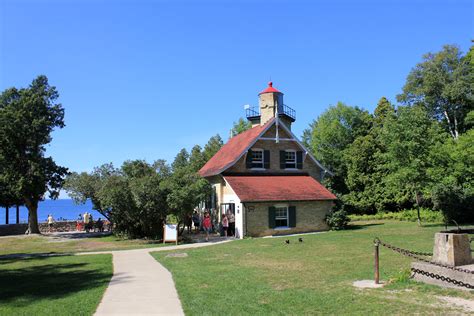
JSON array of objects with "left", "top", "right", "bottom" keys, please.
[{"left": 259, "top": 81, "right": 282, "bottom": 95}]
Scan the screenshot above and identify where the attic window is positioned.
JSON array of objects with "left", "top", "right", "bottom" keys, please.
[
  {"left": 251, "top": 149, "right": 264, "bottom": 168},
  {"left": 285, "top": 150, "right": 296, "bottom": 169}
]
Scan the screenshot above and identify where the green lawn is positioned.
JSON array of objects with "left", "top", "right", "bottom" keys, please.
[
  {"left": 0, "top": 254, "right": 112, "bottom": 316},
  {"left": 152, "top": 221, "right": 474, "bottom": 315},
  {"left": 0, "top": 234, "right": 169, "bottom": 256}
]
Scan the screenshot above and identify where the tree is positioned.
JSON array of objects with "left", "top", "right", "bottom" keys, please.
[
  {"left": 429, "top": 129, "right": 474, "bottom": 223},
  {"left": 189, "top": 145, "right": 206, "bottom": 171},
  {"left": 231, "top": 118, "right": 252, "bottom": 137},
  {"left": 172, "top": 148, "right": 189, "bottom": 171},
  {"left": 0, "top": 76, "right": 68, "bottom": 234},
  {"left": 164, "top": 150, "right": 211, "bottom": 234},
  {"left": 343, "top": 97, "right": 396, "bottom": 214},
  {"left": 303, "top": 102, "right": 373, "bottom": 194},
  {"left": 397, "top": 45, "right": 473, "bottom": 139},
  {"left": 64, "top": 163, "right": 119, "bottom": 220},
  {"left": 203, "top": 134, "right": 223, "bottom": 161},
  {"left": 379, "top": 105, "right": 442, "bottom": 224},
  {"left": 66, "top": 160, "right": 172, "bottom": 238}
]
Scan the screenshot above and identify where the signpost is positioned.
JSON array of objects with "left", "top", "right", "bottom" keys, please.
[{"left": 163, "top": 224, "right": 178, "bottom": 245}]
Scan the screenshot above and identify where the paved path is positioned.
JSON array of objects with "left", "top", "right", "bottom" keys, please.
[{"left": 87, "top": 240, "right": 232, "bottom": 316}]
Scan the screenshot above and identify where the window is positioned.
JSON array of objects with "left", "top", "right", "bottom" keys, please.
[
  {"left": 251, "top": 149, "right": 264, "bottom": 169},
  {"left": 275, "top": 206, "right": 288, "bottom": 227},
  {"left": 285, "top": 150, "right": 296, "bottom": 169}
]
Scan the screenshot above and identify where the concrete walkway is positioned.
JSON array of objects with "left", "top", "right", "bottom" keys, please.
[{"left": 86, "top": 240, "right": 232, "bottom": 316}]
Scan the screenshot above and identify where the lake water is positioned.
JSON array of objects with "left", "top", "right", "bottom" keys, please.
[{"left": 0, "top": 199, "right": 103, "bottom": 224}]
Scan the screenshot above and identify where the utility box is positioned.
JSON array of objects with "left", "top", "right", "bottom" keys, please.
[{"left": 432, "top": 233, "right": 472, "bottom": 266}]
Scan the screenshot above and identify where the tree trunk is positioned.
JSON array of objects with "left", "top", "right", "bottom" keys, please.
[
  {"left": 16, "top": 205, "right": 19, "bottom": 224},
  {"left": 25, "top": 198, "right": 40, "bottom": 234},
  {"left": 5, "top": 206, "right": 9, "bottom": 224},
  {"left": 453, "top": 114, "right": 459, "bottom": 140},
  {"left": 443, "top": 110, "right": 456, "bottom": 139},
  {"left": 415, "top": 191, "right": 422, "bottom": 226}
]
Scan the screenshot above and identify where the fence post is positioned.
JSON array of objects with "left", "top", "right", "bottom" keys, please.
[{"left": 374, "top": 238, "right": 380, "bottom": 284}]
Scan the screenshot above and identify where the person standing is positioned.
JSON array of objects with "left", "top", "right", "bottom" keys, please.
[
  {"left": 202, "top": 212, "right": 212, "bottom": 242},
  {"left": 47, "top": 214, "right": 54, "bottom": 233},
  {"left": 192, "top": 211, "right": 200, "bottom": 232},
  {"left": 83, "top": 212, "right": 90, "bottom": 233},
  {"left": 222, "top": 214, "right": 229, "bottom": 237},
  {"left": 185, "top": 213, "right": 192, "bottom": 234},
  {"left": 227, "top": 211, "right": 235, "bottom": 237}
]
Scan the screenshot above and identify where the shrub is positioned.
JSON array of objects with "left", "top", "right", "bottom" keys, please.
[
  {"left": 349, "top": 208, "right": 445, "bottom": 223},
  {"left": 431, "top": 184, "right": 474, "bottom": 224},
  {"left": 325, "top": 209, "right": 350, "bottom": 230}
]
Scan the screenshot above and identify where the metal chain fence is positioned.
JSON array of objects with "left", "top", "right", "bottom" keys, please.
[{"left": 374, "top": 237, "right": 474, "bottom": 290}]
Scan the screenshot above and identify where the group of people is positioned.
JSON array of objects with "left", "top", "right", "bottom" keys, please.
[
  {"left": 188, "top": 210, "right": 235, "bottom": 241},
  {"left": 76, "top": 212, "right": 105, "bottom": 233}
]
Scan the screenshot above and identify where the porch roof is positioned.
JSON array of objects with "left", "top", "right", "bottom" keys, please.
[{"left": 223, "top": 175, "right": 337, "bottom": 202}]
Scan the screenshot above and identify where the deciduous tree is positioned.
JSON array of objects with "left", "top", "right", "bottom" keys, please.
[
  {"left": 397, "top": 45, "right": 473, "bottom": 139},
  {"left": 0, "top": 76, "right": 68, "bottom": 233}
]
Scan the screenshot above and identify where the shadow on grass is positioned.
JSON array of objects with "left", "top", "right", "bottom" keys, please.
[
  {"left": 45, "top": 231, "right": 112, "bottom": 240},
  {"left": 0, "top": 252, "right": 71, "bottom": 262},
  {"left": 0, "top": 259, "right": 111, "bottom": 305},
  {"left": 347, "top": 222, "right": 385, "bottom": 230}
]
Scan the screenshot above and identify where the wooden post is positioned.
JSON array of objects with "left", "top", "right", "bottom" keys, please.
[
  {"left": 16, "top": 205, "right": 19, "bottom": 224},
  {"left": 5, "top": 206, "right": 9, "bottom": 225},
  {"left": 374, "top": 240, "right": 380, "bottom": 284}
]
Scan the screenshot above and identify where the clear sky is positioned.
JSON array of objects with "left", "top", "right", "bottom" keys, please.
[{"left": 1, "top": 0, "right": 473, "bottom": 176}]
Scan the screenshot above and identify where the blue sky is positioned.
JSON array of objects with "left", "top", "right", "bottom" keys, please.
[{"left": 1, "top": 0, "right": 472, "bottom": 176}]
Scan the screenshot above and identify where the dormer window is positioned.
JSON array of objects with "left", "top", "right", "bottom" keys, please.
[
  {"left": 285, "top": 150, "right": 297, "bottom": 169},
  {"left": 251, "top": 149, "right": 264, "bottom": 168},
  {"left": 280, "top": 150, "right": 303, "bottom": 170},
  {"left": 246, "top": 149, "right": 270, "bottom": 169}
]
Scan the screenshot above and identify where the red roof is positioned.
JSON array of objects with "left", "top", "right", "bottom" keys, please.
[
  {"left": 259, "top": 81, "right": 281, "bottom": 94},
  {"left": 199, "top": 119, "right": 274, "bottom": 178},
  {"left": 224, "top": 175, "right": 337, "bottom": 202}
]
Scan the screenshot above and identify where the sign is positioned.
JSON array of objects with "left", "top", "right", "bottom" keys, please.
[{"left": 163, "top": 224, "right": 178, "bottom": 244}]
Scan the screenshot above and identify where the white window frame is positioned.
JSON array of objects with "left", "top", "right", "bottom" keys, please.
[
  {"left": 251, "top": 148, "right": 264, "bottom": 169},
  {"left": 284, "top": 149, "right": 297, "bottom": 169},
  {"left": 274, "top": 205, "right": 289, "bottom": 229}
]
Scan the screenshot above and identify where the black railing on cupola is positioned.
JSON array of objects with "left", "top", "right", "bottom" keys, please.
[{"left": 245, "top": 104, "right": 296, "bottom": 122}]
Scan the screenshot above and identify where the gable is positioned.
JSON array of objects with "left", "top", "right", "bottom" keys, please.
[
  {"left": 199, "top": 117, "right": 332, "bottom": 178},
  {"left": 198, "top": 119, "right": 274, "bottom": 178},
  {"left": 261, "top": 124, "right": 292, "bottom": 139}
]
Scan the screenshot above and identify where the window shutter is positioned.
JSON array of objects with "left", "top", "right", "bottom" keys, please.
[
  {"left": 279, "top": 151, "right": 285, "bottom": 169},
  {"left": 289, "top": 206, "right": 296, "bottom": 227},
  {"left": 246, "top": 150, "right": 252, "bottom": 169},
  {"left": 296, "top": 151, "right": 303, "bottom": 169},
  {"left": 268, "top": 207, "right": 276, "bottom": 228},
  {"left": 264, "top": 150, "right": 270, "bottom": 169}
]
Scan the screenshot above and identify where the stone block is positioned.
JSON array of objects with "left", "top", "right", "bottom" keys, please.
[{"left": 432, "top": 233, "right": 472, "bottom": 266}]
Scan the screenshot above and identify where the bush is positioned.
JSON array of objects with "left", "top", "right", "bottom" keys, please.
[
  {"left": 349, "top": 208, "right": 444, "bottom": 223},
  {"left": 431, "top": 184, "right": 474, "bottom": 224},
  {"left": 325, "top": 209, "right": 350, "bottom": 230}
]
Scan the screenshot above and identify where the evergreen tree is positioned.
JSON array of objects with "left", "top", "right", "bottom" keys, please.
[
  {"left": 203, "top": 134, "right": 223, "bottom": 161},
  {"left": 231, "top": 117, "right": 252, "bottom": 137}
]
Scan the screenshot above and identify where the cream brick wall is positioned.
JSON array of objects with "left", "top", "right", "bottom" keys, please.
[{"left": 244, "top": 201, "right": 333, "bottom": 237}]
